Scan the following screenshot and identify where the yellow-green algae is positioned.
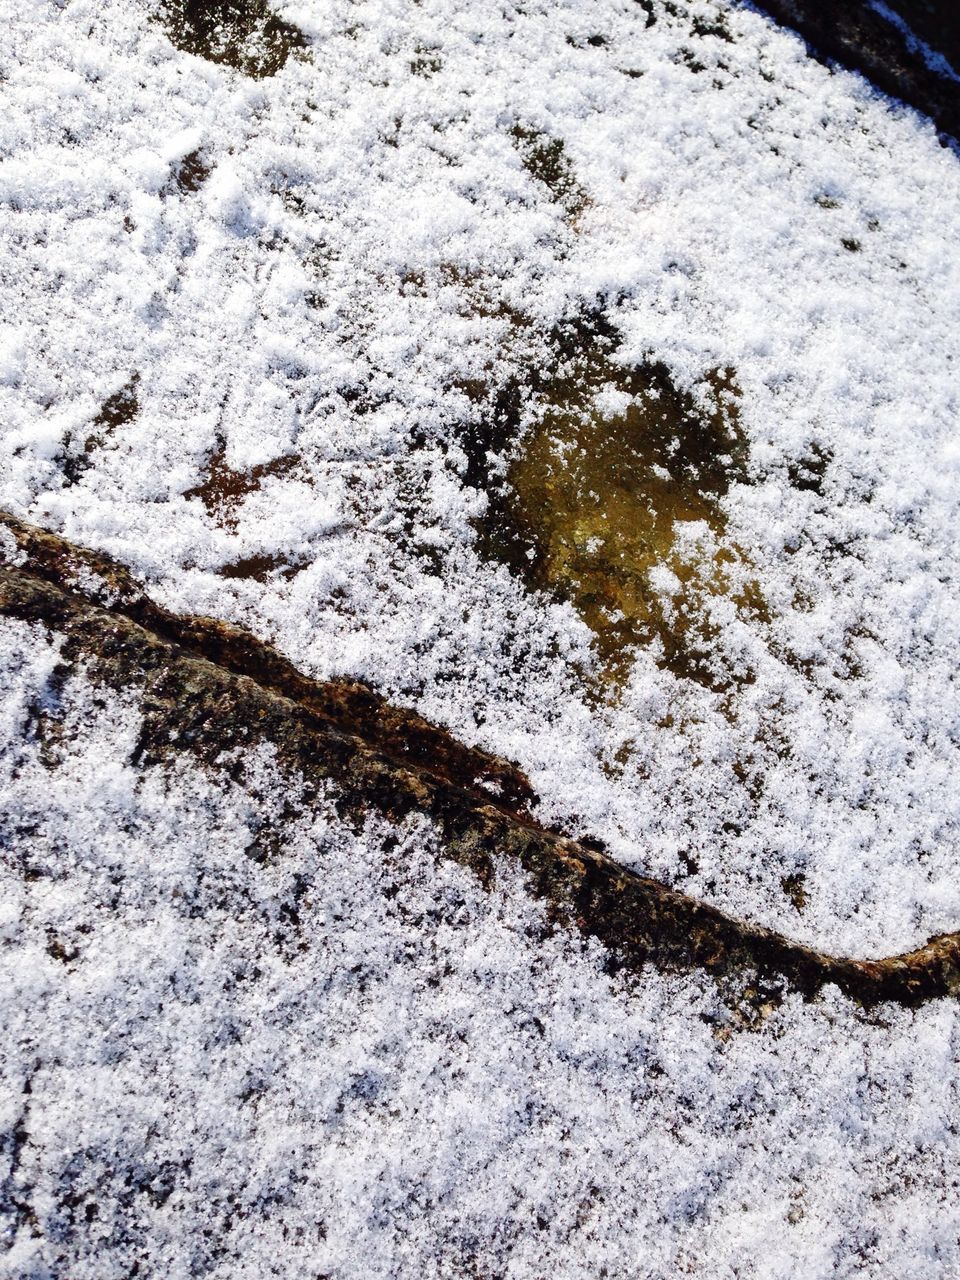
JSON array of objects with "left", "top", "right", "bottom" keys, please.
[{"left": 477, "top": 317, "right": 764, "bottom": 686}]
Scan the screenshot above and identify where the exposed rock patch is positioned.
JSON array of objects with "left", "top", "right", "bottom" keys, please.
[
  {"left": 155, "top": 0, "right": 306, "bottom": 78},
  {"left": 474, "top": 311, "right": 761, "bottom": 687},
  {"left": 756, "top": 0, "right": 960, "bottom": 144}
]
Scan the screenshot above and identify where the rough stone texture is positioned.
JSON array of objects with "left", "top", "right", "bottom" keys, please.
[
  {"left": 754, "top": 0, "right": 960, "bottom": 144},
  {"left": 3, "top": 509, "right": 960, "bottom": 1006}
]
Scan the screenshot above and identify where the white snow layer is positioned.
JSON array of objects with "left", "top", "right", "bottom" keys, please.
[
  {"left": 2, "top": 0, "right": 960, "bottom": 1270},
  {"left": 2, "top": 0, "right": 960, "bottom": 952},
  {"left": 1, "top": 617, "right": 958, "bottom": 1278}
]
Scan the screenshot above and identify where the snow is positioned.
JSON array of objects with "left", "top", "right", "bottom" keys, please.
[
  {"left": 1, "top": 618, "right": 959, "bottom": 1278},
  {"left": 2, "top": 0, "right": 960, "bottom": 1271},
  {"left": 3, "top": 0, "right": 959, "bottom": 951}
]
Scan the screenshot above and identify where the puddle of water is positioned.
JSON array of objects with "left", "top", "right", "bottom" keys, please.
[
  {"left": 476, "top": 315, "right": 762, "bottom": 686},
  {"left": 156, "top": 0, "right": 305, "bottom": 78}
]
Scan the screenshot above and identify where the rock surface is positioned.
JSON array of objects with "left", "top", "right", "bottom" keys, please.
[{"left": 4, "top": 509, "right": 959, "bottom": 1007}]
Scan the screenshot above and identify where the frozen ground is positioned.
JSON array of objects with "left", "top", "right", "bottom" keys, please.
[
  {"left": 1, "top": 617, "right": 959, "bottom": 1278},
  {"left": 2, "top": 0, "right": 960, "bottom": 1274}
]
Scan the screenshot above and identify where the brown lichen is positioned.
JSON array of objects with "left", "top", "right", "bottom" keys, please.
[
  {"left": 61, "top": 374, "right": 140, "bottom": 488},
  {"left": 216, "top": 551, "right": 309, "bottom": 582},
  {"left": 171, "top": 149, "right": 212, "bottom": 195},
  {"left": 510, "top": 125, "right": 589, "bottom": 223},
  {"left": 183, "top": 440, "right": 300, "bottom": 530}
]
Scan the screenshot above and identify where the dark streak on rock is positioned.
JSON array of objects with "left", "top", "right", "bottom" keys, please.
[
  {"left": 753, "top": 0, "right": 960, "bottom": 145},
  {"left": 0, "top": 510, "right": 533, "bottom": 815},
  {"left": 216, "top": 550, "right": 312, "bottom": 582},
  {"left": 61, "top": 374, "right": 140, "bottom": 488},
  {"left": 2, "top": 510, "right": 959, "bottom": 1007},
  {"left": 0, "top": 1066, "right": 37, "bottom": 1249}
]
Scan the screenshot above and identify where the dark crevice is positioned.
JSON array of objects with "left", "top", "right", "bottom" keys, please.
[
  {"left": 216, "top": 550, "right": 313, "bottom": 582},
  {"left": 2, "top": 510, "right": 959, "bottom": 1007},
  {"left": 0, "top": 509, "right": 534, "bottom": 815},
  {"left": 751, "top": 0, "right": 960, "bottom": 144}
]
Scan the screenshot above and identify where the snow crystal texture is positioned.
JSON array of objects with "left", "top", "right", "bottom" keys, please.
[
  {"left": 2, "top": 0, "right": 960, "bottom": 1272},
  {"left": 1, "top": 618, "right": 959, "bottom": 1278}
]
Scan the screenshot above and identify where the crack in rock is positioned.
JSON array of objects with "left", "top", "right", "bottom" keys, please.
[{"left": 2, "top": 509, "right": 959, "bottom": 1007}]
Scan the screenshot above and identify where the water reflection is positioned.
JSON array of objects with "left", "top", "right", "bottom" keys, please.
[{"left": 477, "top": 319, "right": 762, "bottom": 686}]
